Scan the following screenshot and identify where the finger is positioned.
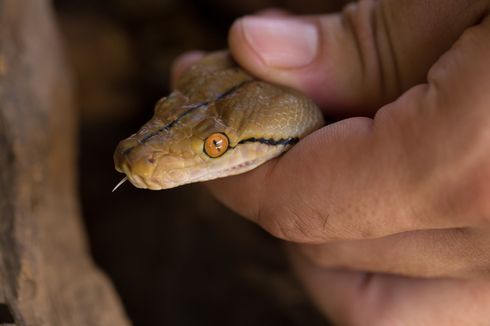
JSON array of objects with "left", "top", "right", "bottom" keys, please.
[
  {"left": 228, "top": 0, "right": 488, "bottom": 115},
  {"left": 208, "top": 16, "right": 490, "bottom": 243},
  {"left": 170, "top": 50, "right": 206, "bottom": 89},
  {"left": 292, "top": 227, "right": 490, "bottom": 278},
  {"left": 289, "top": 254, "right": 490, "bottom": 325}
]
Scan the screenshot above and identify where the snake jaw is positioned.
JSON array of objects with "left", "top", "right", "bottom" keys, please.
[
  {"left": 155, "top": 141, "right": 288, "bottom": 189},
  {"left": 115, "top": 133, "right": 289, "bottom": 190}
]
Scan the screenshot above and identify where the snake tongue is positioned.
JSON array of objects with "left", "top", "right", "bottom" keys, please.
[{"left": 112, "top": 177, "right": 128, "bottom": 192}]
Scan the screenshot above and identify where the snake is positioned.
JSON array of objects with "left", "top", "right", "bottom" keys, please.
[{"left": 113, "top": 51, "right": 324, "bottom": 190}]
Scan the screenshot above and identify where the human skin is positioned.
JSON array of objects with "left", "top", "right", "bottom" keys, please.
[{"left": 172, "top": 0, "right": 490, "bottom": 324}]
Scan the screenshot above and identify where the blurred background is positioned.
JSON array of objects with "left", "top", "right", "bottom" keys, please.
[{"left": 53, "top": 0, "right": 346, "bottom": 325}]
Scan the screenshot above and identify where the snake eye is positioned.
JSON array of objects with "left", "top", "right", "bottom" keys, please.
[{"left": 204, "top": 133, "right": 229, "bottom": 158}]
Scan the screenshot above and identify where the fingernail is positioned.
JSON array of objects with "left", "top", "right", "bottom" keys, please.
[{"left": 241, "top": 16, "right": 319, "bottom": 68}]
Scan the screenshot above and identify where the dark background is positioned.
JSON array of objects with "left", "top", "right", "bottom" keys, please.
[{"left": 53, "top": 0, "right": 345, "bottom": 324}]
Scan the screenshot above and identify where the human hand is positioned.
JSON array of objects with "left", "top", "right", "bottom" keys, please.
[{"left": 173, "top": 0, "right": 490, "bottom": 323}]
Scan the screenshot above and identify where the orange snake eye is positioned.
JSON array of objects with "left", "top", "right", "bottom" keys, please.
[{"left": 203, "top": 133, "right": 229, "bottom": 158}]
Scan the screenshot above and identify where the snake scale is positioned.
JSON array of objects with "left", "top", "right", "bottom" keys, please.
[{"left": 114, "top": 51, "right": 324, "bottom": 190}]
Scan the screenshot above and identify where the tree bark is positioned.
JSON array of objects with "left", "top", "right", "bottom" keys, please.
[{"left": 0, "top": 0, "right": 129, "bottom": 325}]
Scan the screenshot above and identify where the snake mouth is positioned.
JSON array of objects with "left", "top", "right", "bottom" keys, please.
[
  {"left": 166, "top": 142, "right": 288, "bottom": 188},
  {"left": 115, "top": 138, "right": 293, "bottom": 190},
  {"left": 117, "top": 165, "right": 163, "bottom": 190},
  {"left": 221, "top": 158, "right": 258, "bottom": 174},
  {"left": 126, "top": 174, "right": 147, "bottom": 189}
]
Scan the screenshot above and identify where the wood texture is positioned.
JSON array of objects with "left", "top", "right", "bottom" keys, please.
[{"left": 0, "top": 0, "right": 129, "bottom": 324}]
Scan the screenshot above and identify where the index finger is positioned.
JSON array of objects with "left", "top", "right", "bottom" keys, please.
[{"left": 208, "top": 16, "right": 490, "bottom": 243}]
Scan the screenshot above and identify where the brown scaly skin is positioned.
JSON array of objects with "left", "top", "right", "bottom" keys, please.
[{"left": 114, "top": 51, "right": 324, "bottom": 190}]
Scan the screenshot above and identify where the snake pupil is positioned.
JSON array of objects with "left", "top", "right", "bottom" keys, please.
[{"left": 204, "top": 133, "right": 229, "bottom": 158}]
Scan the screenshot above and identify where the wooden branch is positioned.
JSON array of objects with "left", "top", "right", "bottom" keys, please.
[{"left": 0, "top": 0, "right": 129, "bottom": 324}]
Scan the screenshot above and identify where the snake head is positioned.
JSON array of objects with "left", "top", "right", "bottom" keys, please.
[
  {"left": 114, "top": 90, "right": 236, "bottom": 190},
  {"left": 114, "top": 51, "right": 324, "bottom": 190}
]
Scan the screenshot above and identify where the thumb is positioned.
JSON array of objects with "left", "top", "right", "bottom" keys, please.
[{"left": 229, "top": 0, "right": 487, "bottom": 115}]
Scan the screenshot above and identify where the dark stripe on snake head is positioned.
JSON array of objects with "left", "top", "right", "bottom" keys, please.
[
  {"left": 138, "top": 79, "right": 255, "bottom": 144},
  {"left": 238, "top": 137, "right": 299, "bottom": 146}
]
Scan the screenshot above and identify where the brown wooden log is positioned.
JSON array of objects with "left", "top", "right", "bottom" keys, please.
[{"left": 0, "top": 0, "right": 129, "bottom": 324}]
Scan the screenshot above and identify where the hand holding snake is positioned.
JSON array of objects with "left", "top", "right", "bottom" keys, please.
[{"left": 115, "top": 0, "right": 490, "bottom": 324}]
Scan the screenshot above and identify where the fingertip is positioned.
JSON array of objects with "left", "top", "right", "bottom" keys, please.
[
  {"left": 229, "top": 15, "right": 336, "bottom": 110},
  {"left": 228, "top": 18, "right": 264, "bottom": 72},
  {"left": 229, "top": 16, "right": 320, "bottom": 69},
  {"left": 170, "top": 51, "right": 206, "bottom": 89}
]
